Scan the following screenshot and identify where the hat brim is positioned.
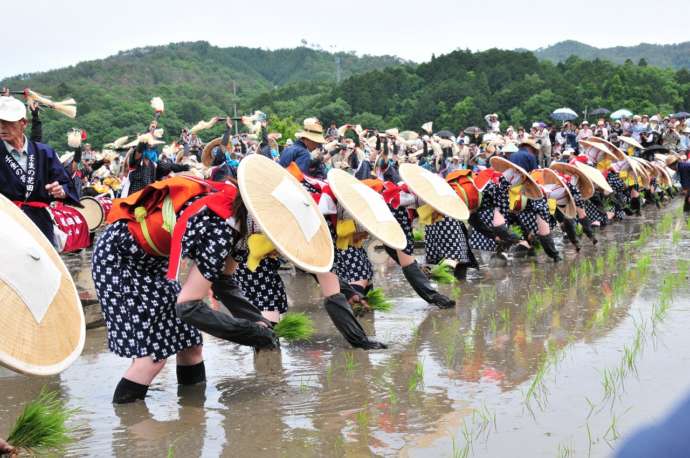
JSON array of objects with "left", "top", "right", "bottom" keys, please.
[
  {"left": 399, "top": 164, "right": 469, "bottom": 221},
  {"left": 489, "top": 156, "right": 544, "bottom": 200},
  {"left": 550, "top": 162, "right": 594, "bottom": 200},
  {"left": 0, "top": 193, "right": 85, "bottom": 375},
  {"left": 201, "top": 138, "right": 223, "bottom": 167},
  {"left": 531, "top": 169, "right": 577, "bottom": 219},
  {"left": 297, "top": 131, "right": 327, "bottom": 144},
  {"left": 237, "top": 154, "right": 333, "bottom": 273},
  {"left": 574, "top": 162, "right": 614, "bottom": 194},
  {"left": 586, "top": 137, "right": 627, "bottom": 161},
  {"left": 327, "top": 169, "right": 406, "bottom": 250}
]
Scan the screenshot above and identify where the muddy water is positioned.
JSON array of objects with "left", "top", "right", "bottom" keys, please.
[{"left": 1, "top": 203, "right": 689, "bottom": 457}]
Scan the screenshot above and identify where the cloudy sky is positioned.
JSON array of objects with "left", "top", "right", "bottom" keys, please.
[{"left": 3, "top": 0, "right": 688, "bottom": 78}]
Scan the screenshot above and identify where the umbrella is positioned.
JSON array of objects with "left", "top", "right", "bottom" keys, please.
[
  {"left": 464, "top": 127, "right": 483, "bottom": 135},
  {"left": 435, "top": 130, "right": 455, "bottom": 139},
  {"left": 674, "top": 111, "right": 690, "bottom": 119},
  {"left": 551, "top": 107, "right": 578, "bottom": 121},
  {"left": 642, "top": 145, "right": 670, "bottom": 161},
  {"left": 610, "top": 109, "right": 633, "bottom": 120},
  {"left": 590, "top": 108, "right": 610, "bottom": 116}
]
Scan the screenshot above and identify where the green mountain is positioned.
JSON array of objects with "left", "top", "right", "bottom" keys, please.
[
  {"left": 0, "top": 41, "right": 405, "bottom": 147},
  {"left": 534, "top": 40, "right": 690, "bottom": 69}
]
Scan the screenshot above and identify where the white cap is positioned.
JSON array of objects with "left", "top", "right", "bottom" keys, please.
[{"left": 0, "top": 96, "right": 27, "bottom": 122}]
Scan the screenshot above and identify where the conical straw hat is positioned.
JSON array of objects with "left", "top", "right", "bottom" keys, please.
[
  {"left": 586, "top": 137, "right": 627, "bottom": 161},
  {"left": 627, "top": 157, "right": 651, "bottom": 188},
  {"left": 0, "top": 193, "right": 85, "bottom": 375},
  {"left": 550, "top": 162, "right": 594, "bottom": 200},
  {"left": 530, "top": 169, "right": 577, "bottom": 219},
  {"left": 237, "top": 154, "right": 333, "bottom": 273},
  {"left": 574, "top": 162, "right": 614, "bottom": 194},
  {"left": 579, "top": 139, "right": 619, "bottom": 163},
  {"left": 651, "top": 162, "right": 672, "bottom": 186},
  {"left": 327, "top": 169, "right": 406, "bottom": 250},
  {"left": 69, "top": 197, "right": 104, "bottom": 232},
  {"left": 618, "top": 135, "right": 644, "bottom": 151},
  {"left": 489, "top": 156, "right": 544, "bottom": 199},
  {"left": 398, "top": 163, "right": 470, "bottom": 221}
]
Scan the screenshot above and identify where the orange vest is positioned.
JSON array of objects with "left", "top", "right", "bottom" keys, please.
[
  {"left": 446, "top": 170, "right": 481, "bottom": 211},
  {"left": 108, "top": 176, "right": 210, "bottom": 257}
]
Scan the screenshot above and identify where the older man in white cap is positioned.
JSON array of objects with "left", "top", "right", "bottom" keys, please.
[{"left": 0, "top": 96, "right": 79, "bottom": 245}]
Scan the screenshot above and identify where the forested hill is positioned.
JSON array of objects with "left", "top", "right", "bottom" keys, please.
[
  {"left": 0, "top": 41, "right": 405, "bottom": 147},
  {"left": 533, "top": 40, "right": 690, "bottom": 69}
]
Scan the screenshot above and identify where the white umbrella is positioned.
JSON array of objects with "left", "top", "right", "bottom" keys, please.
[
  {"left": 610, "top": 109, "right": 633, "bottom": 120},
  {"left": 551, "top": 107, "right": 578, "bottom": 121}
]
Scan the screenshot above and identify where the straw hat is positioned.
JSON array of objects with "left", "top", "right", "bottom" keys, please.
[
  {"left": 530, "top": 169, "right": 576, "bottom": 219},
  {"left": 69, "top": 197, "right": 104, "bottom": 232},
  {"left": 627, "top": 157, "right": 651, "bottom": 188},
  {"left": 573, "top": 162, "right": 614, "bottom": 194},
  {"left": 665, "top": 154, "right": 680, "bottom": 167},
  {"left": 651, "top": 162, "right": 672, "bottom": 186},
  {"left": 0, "top": 193, "right": 85, "bottom": 375},
  {"left": 586, "top": 137, "right": 627, "bottom": 161},
  {"left": 550, "top": 162, "right": 594, "bottom": 200},
  {"left": 123, "top": 133, "right": 164, "bottom": 149},
  {"left": 398, "top": 164, "right": 470, "bottom": 221},
  {"left": 237, "top": 154, "right": 333, "bottom": 273},
  {"left": 489, "top": 156, "right": 543, "bottom": 199},
  {"left": 618, "top": 135, "right": 644, "bottom": 151},
  {"left": 201, "top": 138, "right": 224, "bottom": 167},
  {"left": 518, "top": 137, "right": 541, "bottom": 152},
  {"left": 579, "top": 139, "right": 619, "bottom": 163},
  {"left": 327, "top": 169, "right": 406, "bottom": 250},
  {"left": 296, "top": 118, "right": 327, "bottom": 144}
]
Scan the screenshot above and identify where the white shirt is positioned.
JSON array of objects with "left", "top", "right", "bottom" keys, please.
[{"left": 4, "top": 135, "right": 29, "bottom": 172}]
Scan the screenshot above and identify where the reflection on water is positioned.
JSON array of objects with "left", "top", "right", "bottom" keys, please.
[{"left": 1, "top": 204, "right": 688, "bottom": 457}]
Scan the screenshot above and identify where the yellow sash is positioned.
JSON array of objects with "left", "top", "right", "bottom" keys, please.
[
  {"left": 509, "top": 185, "right": 528, "bottom": 212},
  {"left": 336, "top": 219, "right": 366, "bottom": 250},
  {"left": 417, "top": 204, "right": 443, "bottom": 225},
  {"left": 547, "top": 198, "right": 557, "bottom": 215},
  {"left": 247, "top": 233, "right": 277, "bottom": 272},
  {"left": 596, "top": 158, "right": 612, "bottom": 172}
]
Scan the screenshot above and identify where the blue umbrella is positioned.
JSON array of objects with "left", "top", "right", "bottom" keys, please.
[
  {"left": 674, "top": 111, "right": 690, "bottom": 119},
  {"left": 551, "top": 107, "right": 578, "bottom": 121}
]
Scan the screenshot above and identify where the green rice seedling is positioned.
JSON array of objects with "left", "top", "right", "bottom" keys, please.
[
  {"left": 510, "top": 225, "right": 523, "bottom": 239},
  {"left": 430, "top": 263, "right": 456, "bottom": 285},
  {"left": 606, "top": 246, "right": 618, "bottom": 270},
  {"left": 585, "top": 397, "right": 596, "bottom": 420},
  {"left": 452, "top": 285, "right": 462, "bottom": 300},
  {"left": 413, "top": 228, "right": 424, "bottom": 242},
  {"left": 636, "top": 255, "right": 651, "bottom": 278},
  {"left": 686, "top": 217, "right": 690, "bottom": 232},
  {"left": 356, "top": 403, "right": 369, "bottom": 430},
  {"left": 7, "top": 389, "right": 78, "bottom": 455},
  {"left": 326, "top": 362, "right": 334, "bottom": 386},
  {"left": 299, "top": 376, "right": 310, "bottom": 393},
  {"left": 463, "top": 330, "right": 476, "bottom": 356},
  {"left": 604, "top": 413, "right": 621, "bottom": 446},
  {"left": 621, "top": 345, "right": 638, "bottom": 378},
  {"left": 600, "top": 368, "right": 618, "bottom": 401},
  {"left": 525, "top": 354, "right": 550, "bottom": 408},
  {"left": 498, "top": 307, "right": 511, "bottom": 327},
  {"left": 273, "top": 312, "right": 315, "bottom": 342},
  {"left": 451, "top": 435, "right": 470, "bottom": 458},
  {"left": 576, "top": 223, "right": 584, "bottom": 237},
  {"left": 569, "top": 266, "right": 579, "bottom": 285},
  {"left": 557, "top": 443, "right": 574, "bottom": 458},
  {"left": 672, "top": 229, "right": 682, "bottom": 245},
  {"left": 460, "top": 422, "right": 474, "bottom": 456},
  {"left": 344, "top": 351, "right": 358, "bottom": 375},
  {"left": 365, "top": 288, "right": 394, "bottom": 312},
  {"left": 388, "top": 386, "right": 398, "bottom": 405},
  {"left": 586, "top": 422, "right": 594, "bottom": 458},
  {"left": 553, "top": 273, "right": 564, "bottom": 292},
  {"left": 594, "top": 256, "right": 605, "bottom": 275},
  {"left": 579, "top": 258, "right": 593, "bottom": 277},
  {"left": 488, "top": 314, "right": 497, "bottom": 333}
]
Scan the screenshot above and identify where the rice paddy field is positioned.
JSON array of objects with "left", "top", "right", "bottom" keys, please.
[{"left": 1, "top": 202, "right": 689, "bottom": 457}]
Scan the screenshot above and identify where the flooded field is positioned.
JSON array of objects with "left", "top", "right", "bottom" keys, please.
[{"left": 1, "top": 203, "right": 689, "bottom": 457}]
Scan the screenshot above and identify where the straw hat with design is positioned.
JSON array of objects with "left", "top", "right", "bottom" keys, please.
[
  {"left": 530, "top": 168, "right": 577, "bottom": 219},
  {"left": 550, "top": 162, "right": 595, "bottom": 199},
  {"left": 579, "top": 139, "right": 619, "bottom": 164},
  {"left": 296, "top": 117, "right": 327, "bottom": 144},
  {"left": 327, "top": 169, "right": 406, "bottom": 250},
  {"left": 586, "top": 136, "right": 627, "bottom": 161},
  {"left": 398, "top": 163, "right": 470, "bottom": 221},
  {"left": 573, "top": 162, "right": 614, "bottom": 194},
  {"left": 0, "top": 193, "right": 85, "bottom": 375},
  {"left": 489, "top": 156, "right": 543, "bottom": 199},
  {"left": 237, "top": 154, "right": 333, "bottom": 273}
]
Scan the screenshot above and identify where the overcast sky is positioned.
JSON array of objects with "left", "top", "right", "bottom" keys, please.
[{"left": 3, "top": 0, "right": 688, "bottom": 79}]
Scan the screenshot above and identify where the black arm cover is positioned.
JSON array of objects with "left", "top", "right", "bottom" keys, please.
[
  {"left": 212, "top": 275, "right": 272, "bottom": 326},
  {"left": 176, "top": 300, "right": 278, "bottom": 349}
]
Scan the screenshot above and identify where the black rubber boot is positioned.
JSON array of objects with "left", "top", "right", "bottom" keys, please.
[
  {"left": 402, "top": 261, "right": 455, "bottom": 309},
  {"left": 176, "top": 300, "right": 278, "bottom": 349},
  {"left": 579, "top": 217, "right": 598, "bottom": 245},
  {"left": 324, "top": 293, "right": 386, "bottom": 349},
  {"left": 561, "top": 218, "right": 581, "bottom": 252},
  {"left": 176, "top": 361, "right": 206, "bottom": 386},
  {"left": 631, "top": 196, "right": 641, "bottom": 216},
  {"left": 538, "top": 234, "right": 561, "bottom": 262},
  {"left": 113, "top": 378, "right": 148, "bottom": 404},
  {"left": 212, "top": 275, "right": 272, "bottom": 326}
]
